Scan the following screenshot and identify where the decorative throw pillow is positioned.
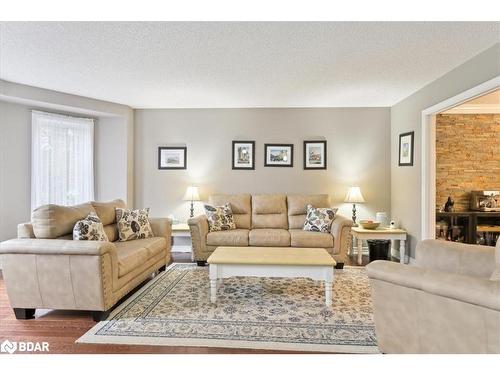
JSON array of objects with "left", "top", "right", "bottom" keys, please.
[
  {"left": 73, "top": 212, "right": 109, "bottom": 241},
  {"left": 303, "top": 204, "right": 338, "bottom": 233},
  {"left": 204, "top": 203, "right": 236, "bottom": 232},
  {"left": 115, "top": 207, "right": 154, "bottom": 242}
]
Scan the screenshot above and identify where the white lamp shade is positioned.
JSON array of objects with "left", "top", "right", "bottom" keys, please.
[
  {"left": 344, "top": 186, "right": 365, "bottom": 203},
  {"left": 183, "top": 186, "right": 200, "bottom": 201}
]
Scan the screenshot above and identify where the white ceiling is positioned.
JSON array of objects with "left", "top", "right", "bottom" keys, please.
[{"left": 0, "top": 22, "right": 499, "bottom": 108}]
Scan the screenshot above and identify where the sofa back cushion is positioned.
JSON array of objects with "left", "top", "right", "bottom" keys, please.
[
  {"left": 287, "top": 194, "right": 330, "bottom": 229},
  {"left": 90, "top": 199, "right": 127, "bottom": 225},
  {"left": 252, "top": 194, "right": 288, "bottom": 229},
  {"left": 103, "top": 224, "right": 119, "bottom": 242},
  {"left": 31, "top": 202, "right": 94, "bottom": 239},
  {"left": 209, "top": 194, "right": 252, "bottom": 229}
]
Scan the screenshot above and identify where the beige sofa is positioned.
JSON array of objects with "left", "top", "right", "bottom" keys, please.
[
  {"left": 367, "top": 239, "right": 500, "bottom": 353},
  {"left": 188, "top": 194, "right": 352, "bottom": 267},
  {"left": 0, "top": 199, "right": 172, "bottom": 321}
]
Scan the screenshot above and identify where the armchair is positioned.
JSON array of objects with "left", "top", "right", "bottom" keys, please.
[{"left": 367, "top": 239, "right": 500, "bottom": 353}]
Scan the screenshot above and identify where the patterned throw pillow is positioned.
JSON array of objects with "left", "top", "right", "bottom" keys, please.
[
  {"left": 73, "top": 212, "right": 109, "bottom": 241},
  {"left": 303, "top": 204, "right": 338, "bottom": 233},
  {"left": 204, "top": 203, "right": 236, "bottom": 232},
  {"left": 115, "top": 207, "right": 154, "bottom": 242}
]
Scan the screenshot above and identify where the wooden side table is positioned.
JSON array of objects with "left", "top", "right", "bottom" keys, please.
[
  {"left": 351, "top": 227, "right": 408, "bottom": 265},
  {"left": 171, "top": 223, "right": 192, "bottom": 253}
]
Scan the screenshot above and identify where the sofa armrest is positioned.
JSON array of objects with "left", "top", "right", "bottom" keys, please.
[
  {"left": 188, "top": 215, "right": 209, "bottom": 260},
  {"left": 0, "top": 238, "right": 116, "bottom": 256},
  {"left": 330, "top": 214, "right": 353, "bottom": 261},
  {"left": 416, "top": 239, "right": 496, "bottom": 278},
  {"left": 149, "top": 217, "right": 173, "bottom": 252},
  {"left": 367, "top": 260, "right": 500, "bottom": 311}
]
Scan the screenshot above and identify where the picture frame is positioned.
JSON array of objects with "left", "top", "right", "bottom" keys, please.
[
  {"left": 303, "top": 140, "right": 327, "bottom": 170},
  {"left": 398, "top": 131, "right": 414, "bottom": 166},
  {"left": 158, "top": 146, "right": 187, "bottom": 170},
  {"left": 232, "top": 141, "right": 255, "bottom": 170},
  {"left": 264, "top": 144, "right": 294, "bottom": 167}
]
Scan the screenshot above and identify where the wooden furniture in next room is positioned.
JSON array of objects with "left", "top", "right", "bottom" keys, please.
[
  {"left": 351, "top": 227, "right": 408, "bottom": 265},
  {"left": 206, "top": 246, "right": 336, "bottom": 306}
]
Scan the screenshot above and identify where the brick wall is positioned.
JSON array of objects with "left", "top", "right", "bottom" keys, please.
[{"left": 436, "top": 114, "right": 500, "bottom": 211}]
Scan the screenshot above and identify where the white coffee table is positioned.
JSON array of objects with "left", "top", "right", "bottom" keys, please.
[{"left": 207, "top": 246, "right": 336, "bottom": 306}]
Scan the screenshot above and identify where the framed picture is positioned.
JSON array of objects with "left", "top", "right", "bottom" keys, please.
[
  {"left": 303, "top": 140, "right": 327, "bottom": 170},
  {"left": 158, "top": 146, "right": 187, "bottom": 169},
  {"left": 232, "top": 141, "right": 255, "bottom": 170},
  {"left": 264, "top": 144, "right": 293, "bottom": 167},
  {"left": 398, "top": 131, "right": 414, "bottom": 166}
]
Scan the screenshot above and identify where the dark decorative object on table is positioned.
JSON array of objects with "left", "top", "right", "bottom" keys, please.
[{"left": 444, "top": 196, "right": 454, "bottom": 212}]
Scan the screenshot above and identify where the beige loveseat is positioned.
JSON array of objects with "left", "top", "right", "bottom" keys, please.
[
  {"left": 367, "top": 239, "right": 500, "bottom": 353},
  {"left": 188, "top": 194, "right": 352, "bottom": 267},
  {"left": 0, "top": 199, "right": 172, "bottom": 321}
]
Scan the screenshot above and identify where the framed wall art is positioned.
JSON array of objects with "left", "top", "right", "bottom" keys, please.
[
  {"left": 264, "top": 144, "right": 293, "bottom": 167},
  {"left": 398, "top": 131, "right": 414, "bottom": 166},
  {"left": 303, "top": 140, "right": 327, "bottom": 170},
  {"left": 158, "top": 146, "right": 187, "bottom": 170},
  {"left": 232, "top": 141, "right": 255, "bottom": 170}
]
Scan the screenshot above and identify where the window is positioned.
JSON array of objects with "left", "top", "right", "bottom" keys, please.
[{"left": 31, "top": 110, "right": 94, "bottom": 209}]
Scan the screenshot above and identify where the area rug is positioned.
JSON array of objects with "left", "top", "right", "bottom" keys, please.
[{"left": 77, "top": 263, "right": 378, "bottom": 353}]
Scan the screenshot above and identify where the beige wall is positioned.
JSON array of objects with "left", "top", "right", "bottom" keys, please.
[
  {"left": 0, "top": 81, "right": 133, "bottom": 242},
  {"left": 0, "top": 100, "right": 32, "bottom": 242},
  {"left": 391, "top": 43, "right": 500, "bottom": 258},
  {"left": 436, "top": 113, "right": 500, "bottom": 211},
  {"left": 134, "top": 107, "right": 391, "bottom": 224}
]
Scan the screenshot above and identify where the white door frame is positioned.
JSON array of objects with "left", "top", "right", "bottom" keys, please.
[{"left": 421, "top": 75, "right": 500, "bottom": 240}]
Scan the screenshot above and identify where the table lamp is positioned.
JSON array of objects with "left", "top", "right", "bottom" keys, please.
[
  {"left": 344, "top": 186, "right": 365, "bottom": 226},
  {"left": 183, "top": 186, "right": 200, "bottom": 218}
]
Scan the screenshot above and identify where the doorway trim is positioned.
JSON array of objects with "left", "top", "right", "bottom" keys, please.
[{"left": 421, "top": 75, "right": 500, "bottom": 240}]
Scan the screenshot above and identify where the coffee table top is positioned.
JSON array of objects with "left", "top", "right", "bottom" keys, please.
[{"left": 207, "top": 247, "right": 336, "bottom": 266}]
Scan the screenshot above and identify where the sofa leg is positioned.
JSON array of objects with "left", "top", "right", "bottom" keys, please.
[
  {"left": 158, "top": 264, "right": 166, "bottom": 272},
  {"left": 197, "top": 260, "right": 207, "bottom": 267},
  {"left": 13, "top": 308, "right": 36, "bottom": 320},
  {"left": 335, "top": 263, "right": 345, "bottom": 270},
  {"left": 91, "top": 310, "right": 110, "bottom": 322}
]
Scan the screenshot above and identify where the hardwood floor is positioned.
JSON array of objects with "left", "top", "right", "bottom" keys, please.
[{"left": 0, "top": 252, "right": 370, "bottom": 354}]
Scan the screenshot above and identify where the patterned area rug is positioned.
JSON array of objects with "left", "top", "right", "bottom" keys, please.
[{"left": 77, "top": 263, "right": 378, "bottom": 353}]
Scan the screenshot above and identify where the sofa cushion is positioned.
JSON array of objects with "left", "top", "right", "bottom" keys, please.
[
  {"left": 115, "top": 237, "right": 166, "bottom": 277},
  {"left": 252, "top": 194, "right": 288, "bottom": 229},
  {"left": 116, "top": 207, "right": 154, "bottom": 242},
  {"left": 303, "top": 204, "right": 337, "bottom": 233},
  {"left": 206, "top": 229, "right": 249, "bottom": 247},
  {"left": 289, "top": 229, "right": 334, "bottom": 248},
  {"left": 249, "top": 229, "right": 290, "bottom": 247},
  {"left": 287, "top": 194, "right": 330, "bottom": 229},
  {"left": 73, "top": 212, "right": 109, "bottom": 241},
  {"left": 31, "top": 202, "right": 94, "bottom": 239},
  {"left": 103, "top": 224, "right": 119, "bottom": 242},
  {"left": 204, "top": 203, "right": 237, "bottom": 232},
  {"left": 209, "top": 194, "right": 252, "bottom": 229},
  {"left": 90, "top": 199, "right": 127, "bottom": 225}
]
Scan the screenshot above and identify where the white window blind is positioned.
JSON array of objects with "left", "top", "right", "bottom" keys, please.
[{"left": 31, "top": 110, "right": 95, "bottom": 209}]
